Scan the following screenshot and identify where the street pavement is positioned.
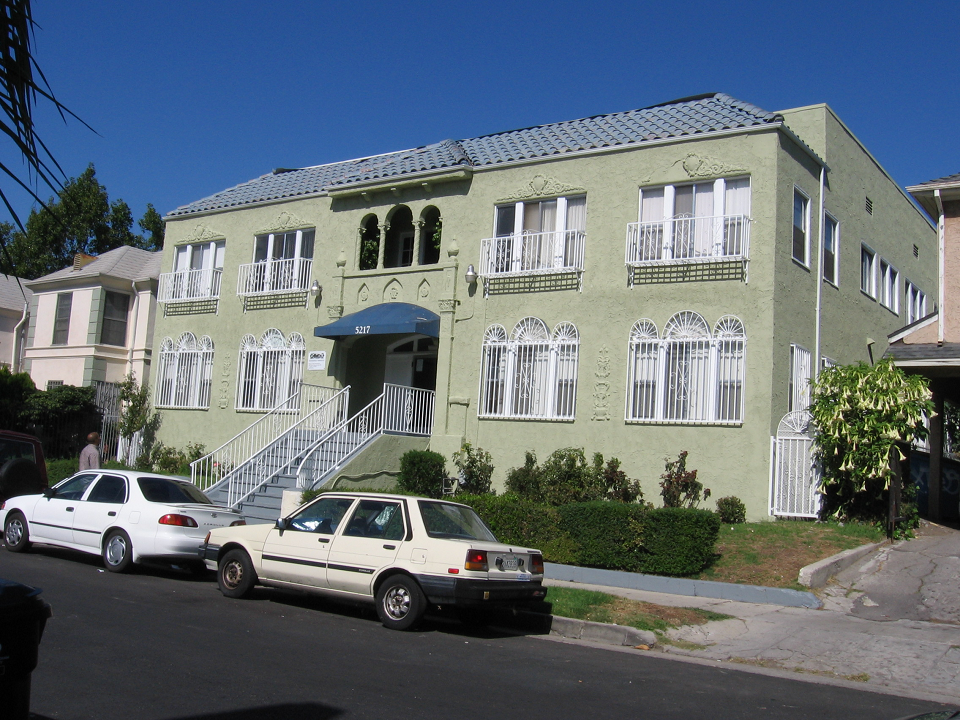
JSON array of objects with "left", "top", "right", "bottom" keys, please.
[{"left": 545, "top": 521, "right": 960, "bottom": 706}]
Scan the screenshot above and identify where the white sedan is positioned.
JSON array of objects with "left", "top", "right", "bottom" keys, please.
[{"left": 1, "top": 469, "right": 245, "bottom": 572}]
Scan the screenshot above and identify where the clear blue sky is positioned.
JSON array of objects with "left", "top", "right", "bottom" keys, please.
[{"left": 2, "top": 0, "right": 957, "bottom": 227}]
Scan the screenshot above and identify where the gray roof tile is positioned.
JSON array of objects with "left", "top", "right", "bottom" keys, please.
[
  {"left": 169, "top": 93, "right": 782, "bottom": 218},
  {"left": 26, "top": 246, "right": 162, "bottom": 287}
]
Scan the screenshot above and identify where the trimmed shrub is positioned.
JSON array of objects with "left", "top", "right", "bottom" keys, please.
[
  {"left": 452, "top": 442, "right": 494, "bottom": 495},
  {"left": 457, "top": 492, "right": 577, "bottom": 565},
  {"left": 716, "top": 496, "right": 747, "bottom": 524},
  {"left": 397, "top": 449, "right": 446, "bottom": 498},
  {"left": 639, "top": 507, "right": 720, "bottom": 576},
  {"left": 557, "top": 502, "right": 647, "bottom": 571}
]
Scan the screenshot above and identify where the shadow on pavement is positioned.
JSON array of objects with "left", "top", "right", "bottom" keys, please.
[{"left": 31, "top": 703, "right": 344, "bottom": 720}]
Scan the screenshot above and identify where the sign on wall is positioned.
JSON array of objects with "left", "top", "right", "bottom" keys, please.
[{"left": 307, "top": 351, "right": 327, "bottom": 371}]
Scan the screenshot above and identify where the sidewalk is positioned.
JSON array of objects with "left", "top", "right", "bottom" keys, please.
[{"left": 541, "top": 522, "right": 960, "bottom": 705}]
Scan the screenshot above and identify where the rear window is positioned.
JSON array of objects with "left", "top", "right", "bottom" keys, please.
[
  {"left": 418, "top": 501, "right": 497, "bottom": 542},
  {"left": 0, "top": 438, "right": 36, "bottom": 465},
  {"left": 137, "top": 477, "right": 211, "bottom": 504}
]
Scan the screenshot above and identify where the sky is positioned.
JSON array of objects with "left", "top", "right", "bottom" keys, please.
[{"left": 2, "top": 0, "right": 958, "bottom": 228}]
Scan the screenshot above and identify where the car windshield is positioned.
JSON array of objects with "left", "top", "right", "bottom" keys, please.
[
  {"left": 137, "top": 477, "right": 212, "bottom": 504},
  {"left": 0, "top": 437, "right": 36, "bottom": 465},
  {"left": 418, "top": 501, "right": 497, "bottom": 541}
]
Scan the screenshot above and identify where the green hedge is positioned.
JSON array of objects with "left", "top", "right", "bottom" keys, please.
[{"left": 456, "top": 494, "right": 719, "bottom": 576}]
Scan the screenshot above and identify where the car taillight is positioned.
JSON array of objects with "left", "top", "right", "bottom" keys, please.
[
  {"left": 531, "top": 553, "right": 544, "bottom": 574},
  {"left": 464, "top": 549, "right": 488, "bottom": 572},
  {"left": 230, "top": 519, "right": 246, "bottom": 527},
  {"left": 159, "top": 514, "right": 198, "bottom": 528}
]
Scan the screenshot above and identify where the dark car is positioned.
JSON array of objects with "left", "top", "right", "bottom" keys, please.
[{"left": 0, "top": 431, "right": 48, "bottom": 502}]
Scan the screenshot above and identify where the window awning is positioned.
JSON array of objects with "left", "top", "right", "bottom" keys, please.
[{"left": 314, "top": 302, "right": 440, "bottom": 340}]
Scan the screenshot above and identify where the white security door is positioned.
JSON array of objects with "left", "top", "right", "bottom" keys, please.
[{"left": 771, "top": 411, "right": 820, "bottom": 518}]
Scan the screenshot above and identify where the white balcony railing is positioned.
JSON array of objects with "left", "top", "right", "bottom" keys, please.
[
  {"left": 625, "top": 214, "right": 750, "bottom": 266},
  {"left": 237, "top": 257, "right": 313, "bottom": 298},
  {"left": 479, "top": 230, "right": 585, "bottom": 278},
  {"left": 158, "top": 268, "right": 222, "bottom": 303}
]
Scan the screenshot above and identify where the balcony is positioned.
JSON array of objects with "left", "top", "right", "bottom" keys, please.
[
  {"left": 237, "top": 257, "right": 313, "bottom": 298},
  {"left": 158, "top": 268, "right": 222, "bottom": 304},
  {"left": 478, "top": 230, "right": 585, "bottom": 293}
]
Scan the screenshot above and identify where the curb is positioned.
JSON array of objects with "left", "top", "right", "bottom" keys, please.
[
  {"left": 505, "top": 610, "right": 657, "bottom": 648},
  {"left": 797, "top": 542, "right": 885, "bottom": 589},
  {"left": 545, "top": 563, "right": 821, "bottom": 608}
]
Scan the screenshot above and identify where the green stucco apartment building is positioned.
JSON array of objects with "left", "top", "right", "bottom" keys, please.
[{"left": 154, "top": 93, "right": 935, "bottom": 521}]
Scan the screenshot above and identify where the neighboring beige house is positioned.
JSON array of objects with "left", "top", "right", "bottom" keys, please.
[
  {"left": 0, "top": 274, "right": 32, "bottom": 372},
  {"left": 23, "top": 246, "right": 161, "bottom": 389},
  {"left": 886, "top": 172, "right": 960, "bottom": 521}
]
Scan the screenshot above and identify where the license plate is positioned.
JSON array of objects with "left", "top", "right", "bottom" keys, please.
[{"left": 501, "top": 555, "right": 519, "bottom": 570}]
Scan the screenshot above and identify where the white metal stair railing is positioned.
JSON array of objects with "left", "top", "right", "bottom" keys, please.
[
  {"left": 224, "top": 386, "right": 350, "bottom": 508},
  {"left": 190, "top": 383, "right": 344, "bottom": 492},
  {"left": 296, "top": 384, "right": 435, "bottom": 491}
]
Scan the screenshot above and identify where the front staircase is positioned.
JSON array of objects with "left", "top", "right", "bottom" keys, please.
[{"left": 193, "top": 383, "right": 435, "bottom": 524}]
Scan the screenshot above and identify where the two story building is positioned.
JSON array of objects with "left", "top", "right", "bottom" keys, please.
[{"left": 154, "top": 93, "right": 936, "bottom": 520}]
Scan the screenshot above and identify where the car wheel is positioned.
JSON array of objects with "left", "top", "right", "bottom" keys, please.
[
  {"left": 218, "top": 549, "right": 257, "bottom": 599},
  {"left": 375, "top": 575, "right": 426, "bottom": 631},
  {"left": 102, "top": 530, "right": 134, "bottom": 573},
  {"left": 3, "top": 512, "right": 31, "bottom": 552}
]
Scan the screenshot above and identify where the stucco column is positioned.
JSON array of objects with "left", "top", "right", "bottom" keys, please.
[
  {"left": 377, "top": 224, "right": 388, "bottom": 269},
  {"left": 431, "top": 241, "right": 460, "bottom": 460},
  {"left": 354, "top": 227, "right": 364, "bottom": 270},
  {"left": 411, "top": 219, "right": 424, "bottom": 267},
  {"left": 928, "top": 386, "right": 944, "bottom": 522}
]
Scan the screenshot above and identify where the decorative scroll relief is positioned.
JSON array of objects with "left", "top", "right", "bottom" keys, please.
[
  {"left": 438, "top": 298, "right": 456, "bottom": 312},
  {"left": 177, "top": 224, "right": 225, "bottom": 246},
  {"left": 592, "top": 345, "right": 611, "bottom": 421},
  {"left": 680, "top": 153, "right": 747, "bottom": 179},
  {"left": 327, "top": 305, "right": 344, "bottom": 319},
  {"left": 496, "top": 174, "right": 586, "bottom": 203},
  {"left": 218, "top": 357, "right": 232, "bottom": 410},
  {"left": 256, "top": 210, "right": 308, "bottom": 235}
]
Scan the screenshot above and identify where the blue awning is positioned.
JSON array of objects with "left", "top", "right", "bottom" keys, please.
[{"left": 314, "top": 302, "right": 440, "bottom": 340}]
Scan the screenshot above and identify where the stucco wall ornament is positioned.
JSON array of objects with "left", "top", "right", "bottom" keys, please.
[
  {"left": 418, "top": 280, "right": 430, "bottom": 300},
  {"left": 384, "top": 280, "right": 402, "bottom": 302},
  {"left": 438, "top": 298, "right": 456, "bottom": 312},
  {"left": 327, "top": 305, "right": 344, "bottom": 319},
  {"left": 177, "top": 224, "right": 225, "bottom": 246},
  {"left": 256, "top": 210, "right": 308, "bottom": 235},
  {"left": 497, "top": 174, "right": 586, "bottom": 203},
  {"left": 679, "top": 153, "right": 747, "bottom": 179},
  {"left": 358, "top": 285, "right": 369, "bottom": 304},
  {"left": 218, "top": 358, "right": 232, "bottom": 410},
  {"left": 592, "top": 345, "right": 611, "bottom": 421}
]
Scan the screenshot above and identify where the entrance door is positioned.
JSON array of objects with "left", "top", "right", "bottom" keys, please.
[{"left": 771, "top": 411, "right": 820, "bottom": 518}]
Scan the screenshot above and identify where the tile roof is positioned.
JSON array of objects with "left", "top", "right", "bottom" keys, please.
[
  {"left": 0, "top": 273, "right": 31, "bottom": 313},
  {"left": 26, "top": 246, "right": 162, "bottom": 287},
  {"left": 907, "top": 172, "right": 960, "bottom": 190},
  {"left": 169, "top": 93, "right": 782, "bottom": 218}
]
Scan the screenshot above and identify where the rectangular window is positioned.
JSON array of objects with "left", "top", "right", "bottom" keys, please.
[
  {"left": 100, "top": 292, "right": 130, "bottom": 346},
  {"left": 166, "top": 240, "right": 225, "bottom": 301},
  {"left": 823, "top": 214, "right": 839, "bottom": 285},
  {"left": 788, "top": 344, "right": 812, "bottom": 412},
  {"left": 46, "top": 380, "right": 64, "bottom": 390},
  {"left": 241, "top": 228, "right": 315, "bottom": 296},
  {"left": 629, "top": 177, "right": 751, "bottom": 263},
  {"left": 860, "top": 245, "right": 876, "bottom": 298},
  {"left": 52, "top": 293, "right": 73, "bottom": 345},
  {"left": 905, "top": 282, "right": 927, "bottom": 324},
  {"left": 792, "top": 190, "right": 809, "bottom": 265},
  {"left": 879, "top": 260, "right": 899, "bottom": 312},
  {"left": 486, "top": 195, "right": 586, "bottom": 276}
]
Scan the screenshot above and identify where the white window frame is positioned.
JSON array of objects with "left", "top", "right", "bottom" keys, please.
[
  {"left": 161, "top": 240, "right": 225, "bottom": 303},
  {"left": 155, "top": 333, "right": 215, "bottom": 409},
  {"left": 625, "top": 313, "right": 746, "bottom": 425},
  {"left": 236, "top": 329, "right": 305, "bottom": 411},
  {"left": 905, "top": 281, "right": 927, "bottom": 324},
  {"left": 860, "top": 244, "right": 877, "bottom": 298},
  {"left": 822, "top": 213, "right": 839, "bottom": 286},
  {"left": 879, "top": 259, "right": 899, "bottom": 313},
  {"left": 478, "top": 318, "right": 579, "bottom": 421},
  {"left": 788, "top": 344, "right": 812, "bottom": 412},
  {"left": 628, "top": 177, "right": 751, "bottom": 264},
  {"left": 792, "top": 188, "right": 810, "bottom": 267},
  {"left": 238, "top": 228, "right": 316, "bottom": 297}
]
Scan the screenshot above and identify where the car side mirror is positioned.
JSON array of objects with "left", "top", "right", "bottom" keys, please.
[
  {"left": 42, "top": 487, "right": 55, "bottom": 499},
  {"left": 275, "top": 517, "right": 288, "bottom": 534}
]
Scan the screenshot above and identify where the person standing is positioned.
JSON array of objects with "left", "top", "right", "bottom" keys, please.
[{"left": 79, "top": 432, "right": 101, "bottom": 471}]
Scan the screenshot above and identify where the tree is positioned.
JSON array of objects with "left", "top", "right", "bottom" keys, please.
[
  {"left": 1, "top": 164, "right": 165, "bottom": 278},
  {"left": 809, "top": 359, "right": 931, "bottom": 526}
]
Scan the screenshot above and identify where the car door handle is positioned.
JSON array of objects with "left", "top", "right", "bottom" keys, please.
[
  {"left": 383, "top": 544, "right": 396, "bottom": 550},
  {"left": 66, "top": 507, "right": 75, "bottom": 512},
  {"left": 108, "top": 511, "right": 117, "bottom": 517},
  {"left": 318, "top": 538, "right": 329, "bottom": 543}
]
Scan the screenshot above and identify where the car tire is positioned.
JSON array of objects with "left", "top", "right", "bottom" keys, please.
[
  {"left": 375, "top": 575, "right": 426, "bottom": 631},
  {"left": 3, "top": 512, "right": 31, "bottom": 552},
  {"left": 218, "top": 549, "right": 257, "bottom": 599},
  {"left": 102, "top": 529, "right": 134, "bottom": 573}
]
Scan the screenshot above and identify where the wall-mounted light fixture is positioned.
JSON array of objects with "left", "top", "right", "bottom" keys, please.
[
  {"left": 310, "top": 280, "right": 321, "bottom": 297},
  {"left": 464, "top": 264, "right": 478, "bottom": 285}
]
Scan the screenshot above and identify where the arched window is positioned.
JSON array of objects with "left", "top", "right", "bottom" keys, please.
[
  {"left": 155, "top": 333, "right": 215, "bottom": 409},
  {"left": 359, "top": 215, "right": 380, "bottom": 271},
  {"left": 384, "top": 206, "right": 414, "bottom": 268},
  {"left": 626, "top": 312, "right": 746, "bottom": 424},
  {"left": 420, "top": 206, "right": 442, "bottom": 265},
  {"left": 479, "top": 318, "right": 579, "bottom": 420},
  {"left": 236, "top": 329, "right": 305, "bottom": 411}
]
